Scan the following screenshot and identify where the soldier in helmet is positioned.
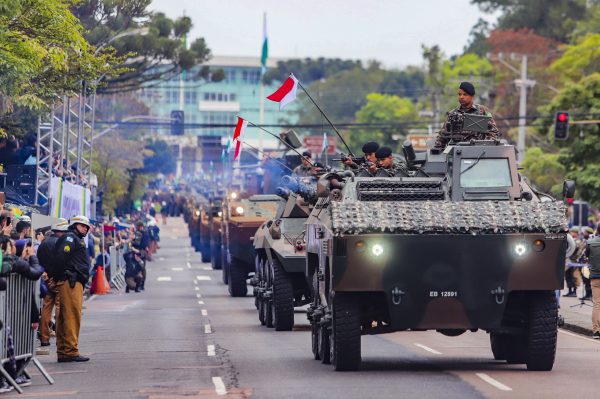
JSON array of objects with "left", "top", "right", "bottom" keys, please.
[
  {"left": 53, "top": 215, "right": 91, "bottom": 362},
  {"left": 434, "top": 81, "right": 500, "bottom": 149}
]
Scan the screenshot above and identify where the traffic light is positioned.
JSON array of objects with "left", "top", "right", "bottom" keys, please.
[
  {"left": 171, "top": 110, "right": 184, "bottom": 136},
  {"left": 554, "top": 111, "right": 569, "bottom": 140}
]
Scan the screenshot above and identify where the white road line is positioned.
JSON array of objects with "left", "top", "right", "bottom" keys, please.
[
  {"left": 198, "top": 300, "right": 204, "bottom": 305},
  {"left": 186, "top": 262, "right": 191, "bottom": 268},
  {"left": 201, "top": 309, "right": 208, "bottom": 316},
  {"left": 194, "top": 280, "right": 198, "bottom": 285},
  {"left": 196, "top": 275, "right": 211, "bottom": 281},
  {"left": 205, "top": 324, "right": 212, "bottom": 334},
  {"left": 196, "top": 293, "right": 202, "bottom": 298},
  {"left": 202, "top": 266, "right": 212, "bottom": 270},
  {"left": 559, "top": 328, "right": 600, "bottom": 344},
  {"left": 171, "top": 267, "right": 183, "bottom": 271},
  {"left": 157, "top": 276, "right": 172, "bottom": 282},
  {"left": 158, "top": 257, "right": 165, "bottom": 261},
  {"left": 207, "top": 344, "right": 216, "bottom": 356},
  {"left": 194, "top": 286, "right": 199, "bottom": 291},
  {"left": 475, "top": 373, "right": 512, "bottom": 391},
  {"left": 212, "top": 376, "right": 226, "bottom": 396},
  {"left": 414, "top": 343, "right": 442, "bottom": 355}
]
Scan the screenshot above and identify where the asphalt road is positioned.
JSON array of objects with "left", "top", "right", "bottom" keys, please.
[{"left": 15, "top": 218, "right": 600, "bottom": 398}]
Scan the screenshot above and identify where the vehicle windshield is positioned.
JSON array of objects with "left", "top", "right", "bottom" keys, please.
[{"left": 459, "top": 158, "right": 512, "bottom": 188}]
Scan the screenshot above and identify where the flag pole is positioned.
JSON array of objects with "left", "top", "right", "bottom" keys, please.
[
  {"left": 295, "top": 79, "right": 354, "bottom": 156},
  {"left": 241, "top": 141, "right": 293, "bottom": 172},
  {"left": 258, "top": 12, "right": 268, "bottom": 157}
]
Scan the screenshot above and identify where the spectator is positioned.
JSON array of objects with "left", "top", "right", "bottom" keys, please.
[
  {"left": 587, "top": 223, "right": 600, "bottom": 339},
  {"left": 15, "top": 216, "right": 32, "bottom": 240}
]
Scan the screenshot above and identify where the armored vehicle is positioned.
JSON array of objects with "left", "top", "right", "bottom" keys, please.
[
  {"left": 253, "top": 176, "right": 316, "bottom": 331},
  {"left": 306, "top": 138, "right": 573, "bottom": 371},
  {"left": 197, "top": 196, "right": 223, "bottom": 269},
  {"left": 221, "top": 192, "right": 280, "bottom": 296}
]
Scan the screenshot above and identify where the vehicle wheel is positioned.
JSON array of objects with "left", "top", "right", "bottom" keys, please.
[
  {"left": 210, "top": 240, "right": 222, "bottom": 270},
  {"left": 312, "top": 323, "right": 320, "bottom": 360},
  {"left": 228, "top": 257, "right": 248, "bottom": 297},
  {"left": 490, "top": 332, "right": 509, "bottom": 360},
  {"left": 201, "top": 245, "right": 210, "bottom": 263},
  {"left": 331, "top": 293, "right": 361, "bottom": 371},
  {"left": 221, "top": 246, "right": 229, "bottom": 284},
  {"left": 271, "top": 257, "right": 294, "bottom": 331},
  {"left": 505, "top": 335, "right": 527, "bottom": 364},
  {"left": 259, "top": 299, "right": 266, "bottom": 326},
  {"left": 254, "top": 255, "right": 262, "bottom": 310},
  {"left": 265, "top": 299, "right": 274, "bottom": 328},
  {"left": 526, "top": 290, "right": 558, "bottom": 371},
  {"left": 319, "top": 325, "right": 331, "bottom": 364}
]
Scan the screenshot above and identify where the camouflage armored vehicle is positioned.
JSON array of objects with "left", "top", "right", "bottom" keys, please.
[
  {"left": 221, "top": 192, "right": 280, "bottom": 296},
  {"left": 197, "top": 195, "right": 223, "bottom": 269},
  {"left": 253, "top": 176, "right": 316, "bottom": 331},
  {"left": 306, "top": 138, "right": 573, "bottom": 371}
]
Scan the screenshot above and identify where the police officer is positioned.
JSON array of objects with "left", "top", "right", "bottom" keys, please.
[
  {"left": 434, "top": 81, "right": 500, "bottom": 148},
  {"left": 369, "top": 147, "right": 408, "bottom": 177},
  {"left": 292, "top": 151, "right": 313, "bottom": 177},
  {"left": 586, "top": 224, "right": 600, "bottom": 339},
  {"left": 54, "top": 215, "right": 91, "bottom": 362},
  {"left": 37, "top": 218, "right": 68, "bottom": 346},
  {"left": 343, "top": 141, "right": 379, "bottom": 169}
]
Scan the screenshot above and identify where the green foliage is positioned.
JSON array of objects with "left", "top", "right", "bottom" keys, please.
[
  {"left": 0, "top": 0, "right": 119, "bottom": 109},
  {"left": 464, "top": 18, "right": 492, "bottom": 56},
  {"left": 351, "top": 93, "right": 418, "bottom": 151},
  {"left": 72, "top": 2, "right": 218, "bottom": 93},
  {"left": 471, "top": 0, "right": 588, "bottom": 43},
  {"left": 263, "top": 58, "right": 363, "bottom": 85},
  {"left": 538, "top": 73, "right": 600, "bottom": 205},
  {"left": 572, "top": 3, "right": 600, "bottom": 39},
  {"left": 521, "top": 147, "right": 565, "bottom": 196},
  {"left": 550, "top": 34, "right": 600, "bottom": 83}
]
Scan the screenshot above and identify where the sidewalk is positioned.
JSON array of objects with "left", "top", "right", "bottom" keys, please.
[{"left": 559, "top": 287, "right": 595, "bottom": 336}]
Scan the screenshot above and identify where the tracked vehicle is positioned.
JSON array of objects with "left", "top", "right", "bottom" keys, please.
[
  {"left": 307, "top": 136, "right": 573, "bottom": 371},
  {"left": 253, "top": 176, "right": 316, "bottom": 331}
]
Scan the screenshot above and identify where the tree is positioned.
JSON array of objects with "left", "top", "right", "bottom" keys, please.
[
  {"left": 464, "top": 18, "right": 492, "bottom": 56},
  {"left": 72, "top": 2, "right": 221, "bottom": 93},
  {"left": 263, "top": 57, "right": 362, "bottom": 85},
  {"left": 520, "top": 147, "right": 565, "bottom": 197},
  {"left": 550, "top": 34, "right": 600, "bottom": 84},
  {"left": 351, "top": 93, "right": 418, "bottom": 151},
  {"left": 471, "top": 0, "right": 588, "bottom": 43}
]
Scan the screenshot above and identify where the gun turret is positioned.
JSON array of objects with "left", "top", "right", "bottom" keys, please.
[{"left": 280, "top": 176, "right": 318, "bottom": 203}]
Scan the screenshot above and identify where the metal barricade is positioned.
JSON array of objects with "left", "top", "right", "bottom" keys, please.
[
  {"left": 109, "top": 245, "right": 126, "bottom": 291},
  {"left": 0, "top": 274, "right": 53, "bottom": 393}
]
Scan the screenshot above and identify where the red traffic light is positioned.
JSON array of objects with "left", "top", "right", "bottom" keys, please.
[{"left": 557, "top": 112, "right": 568, "bottom": 122}]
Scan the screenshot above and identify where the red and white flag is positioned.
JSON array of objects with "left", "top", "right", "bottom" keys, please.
[
  {"left": 232, "top": 117, "right": 247, "bottom": 161},
  {"left": 267, "top": 74, "right": 298, "bottom": 110}
]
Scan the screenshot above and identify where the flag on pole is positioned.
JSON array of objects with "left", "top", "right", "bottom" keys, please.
[
  {"left": 233, "top": 140, "right": 242, "bottom": 161},
  {"left": 267, "top": 74, "right": 299, "bottom": 110},
  {"left": 225, "top": 137, "right": 231, "bottom": 154},
  {"left": 232, "top": 117, "right": 247, "bottom": 161},
  {"left": 261, "top": 13, "right": 268, "bottom": 76},
  {"left": 321, "top": 132, "right": 329, "bottom": 154}
]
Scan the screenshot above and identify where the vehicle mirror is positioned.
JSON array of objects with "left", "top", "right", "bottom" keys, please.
[{"left": 563, "top": 180, "right": 575, "bottom": 200}]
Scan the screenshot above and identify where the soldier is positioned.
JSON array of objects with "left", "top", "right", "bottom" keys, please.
[
  {"left": 369, "top": 147, "right": 408, "bottom": 177},
  {"left": 434, "top": 81, "right": 500, "bottom": 148},
  {"left": 37, "top": 218, "right": 69, "bottom": 346},
  {"left": 54, "top": 215, "right": 91, "bottom": 362},
  {"left": 292, "top": 151, "right": 313, "bottom": 177},
  {"left": 586, "top": 223, "right": 600, "bottom": 339},
  {"left": 343, "top": 141, "right": 379, "bottom": 169}
]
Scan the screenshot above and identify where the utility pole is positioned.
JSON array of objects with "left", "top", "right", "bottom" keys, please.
[{"left": 514, "top": 55, "right": 536, "bottom": 162}]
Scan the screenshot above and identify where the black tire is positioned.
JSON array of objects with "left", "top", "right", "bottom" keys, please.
[
  {"left": 210, "top": 240, "right": 222, "bottom": 270},
  {"left": 331, "top": 293, "right": 361, "bottom": 371},
  {"left": 505, "top": 335, "right": 527, "bottom": 364},
  {"left": 201, "top": 245, "right": 210, "bottom": 263},
  {"left": 265, "top": 299, "right": 274, "bottom": 328},
  {"left": 490, "top": 332, "right": 509, "bottom": 360},
  {"left": 312, "top": 323, "right": 320, "bottom": 360},
  {"left": 526, "top": 291, "right": 558, "bottom": 371},
  {"left": 221, "top": 246, "right": 229, "bottom": 284},
  {"left": 271, "top": 258, "right": 294, "bottom": 331},
  {"left": 259, "top": 299, "right": 266, "bottom": 326},
  {"left": 319, "top": 325, "right": 331, "bottom": 364},
  {"left": 228, "top": 257, "right": 248, "bottom": 297}
]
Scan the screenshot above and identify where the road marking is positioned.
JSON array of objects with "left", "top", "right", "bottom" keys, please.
[
  {"left": 196, "top": 275, "right": 211, "bottom": 281},
  {"left": 186, "top": 262, "right": 191, "bottom": 268},
  {"left": 205, "top": 324, "right": 212, "bottom": 334},
  {"left": 158, "top": 257, "right": 165, "bottom": 261},
  {"left": 194, "top": 280, "right": 198, "bottom": 285},
  {"left": 207, "top": 344, "right": 216, "bottom": 356},
  {"left": 414, "top": 343, "right": 442, "bottom": 355},
  {"left": 196, "top": 293, "right": 202, "bottom": 298},
  {"left": 475, "top": 373, "right": 512, "bottom": 391},
  {"left": 212, "top": 376, "right": 226, "bottom": 396},
  {"left": 194, "top": 287, "right": 199, "bottom": 291},
  {"left": 198, "top": 300, "right": 204, "bottom": 305},
  {"left": 201, "top": 309, "right": 208, "bottom": 316},
  {"left": 203, "top": 266, "right": 212, "bottom": 270},
  {"left": 559, "top": 328, "right": 600, "bottom": 344},
  {"left": 171, "top": 267, "right": 183, "bottom": 271},
  {"left": 157, "top": 276, "right": 172, "bottom": 282}
]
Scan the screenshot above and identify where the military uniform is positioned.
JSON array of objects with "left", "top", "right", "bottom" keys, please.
[
  {"left": 292, "top": 164, "right": 312, "bottom": 177},
  {"left": 54, "top": 230, "right": 89, "bottom": 359},
  {"left": 434, "top": 103, "right": 500, "bottom": 148}
]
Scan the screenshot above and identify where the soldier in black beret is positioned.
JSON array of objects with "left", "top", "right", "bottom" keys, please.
[
  {"left": 369, "top": 146, "right": 408, "bottom": 177},
  {"left": 434, "top": 81, "right": 499, "bottom": 148},
  {"left": 342, "top": 141, "right": 379, "bottom": 170}
]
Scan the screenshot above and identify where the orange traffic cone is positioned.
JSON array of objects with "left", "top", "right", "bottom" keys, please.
[{"left": 92, "top": 266, "right": 111, "bottom": 295}]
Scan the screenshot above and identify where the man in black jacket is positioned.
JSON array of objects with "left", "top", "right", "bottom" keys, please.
[{"left": 54, "top": 215, "right": 91, "bottom": 362}]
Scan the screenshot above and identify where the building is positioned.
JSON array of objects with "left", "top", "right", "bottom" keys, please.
[{"left": 140, "top": 56, "right": 298, "bottom": 144}]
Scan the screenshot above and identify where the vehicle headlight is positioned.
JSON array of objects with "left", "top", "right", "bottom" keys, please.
[
  {"left": 514, "top": 243, "right": 527, "bottom": 256},
  {"left": 217, "top": 211, "right": 222, "bottom": 217},
  {"left": 195, "top": 210, "right": 201, "bottom": 217},
  {"left": 371, "top": 243, "right": 384, "bottom": 257},
  {"left": 235, "top": 206, "right": 244, "bottom": 215},
  {"left": 230, "top": 192, "right": 238, "bottom": 199}
]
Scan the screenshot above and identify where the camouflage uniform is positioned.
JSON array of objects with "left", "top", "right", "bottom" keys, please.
[
  {"left": 373, "top": 163, "right": 408, "bottom": 177},
  {"left": 434, "top": 103, "right": 500, "bottom": 148},
  {"left": 292, "top": 164, "right": 312, "bottom": 177}
]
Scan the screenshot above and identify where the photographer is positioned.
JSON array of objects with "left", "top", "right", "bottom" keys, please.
[{"left": 54, "top": 215, "right": 91, "bottom": 363}]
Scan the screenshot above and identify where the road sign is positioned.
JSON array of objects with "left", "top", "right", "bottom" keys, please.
[{"left": 407, "top": 134, "right": 434, "bottom": 151}]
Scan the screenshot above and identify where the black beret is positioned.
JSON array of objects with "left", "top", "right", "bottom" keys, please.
[
  {"left": 361, "top": 141, "right": 380, "bottom": 154},
  {"left": 459, "top": 81, "right": 475, "bottom": 96},
  {"left": 302, "top": 151, "right": 312, "bottom": 158},
  {"left": 375, "top": 146, "right": 392, "bottom": 159}
]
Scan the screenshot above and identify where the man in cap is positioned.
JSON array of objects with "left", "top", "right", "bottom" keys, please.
[
  {"left": 37, "top": 218, "right": 69, "bottom": 346},
  {"left": 53, "top": 215, "right": 91, "bottom": 362},
  {"left": 343, "top": 141, "right": 380, "bottom": 170},
  {"left": 15, "top": 215, "right": 31, "bottom": 240},
  {"left": 434, "top": 81, "right": 499, "bottom": 148},
  {"left": 292, "top": 151, "right": 313, "bottom": 177},
  {"left": 369, "top": 147, "right": 408, "bottom": 177}
]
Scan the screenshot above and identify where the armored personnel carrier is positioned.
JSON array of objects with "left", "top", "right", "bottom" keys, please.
[
  {"left": 306, "top": 138, "right": 573, "bottom": 371},
  {"left": 197, "top": 195, "right": 223, "bottom": 269},
  {"left": 221, "top": 192, "right": 280, "bottom": 296},
  {"left": 253, "top": 176, "right": 316, "bottom": 331}
]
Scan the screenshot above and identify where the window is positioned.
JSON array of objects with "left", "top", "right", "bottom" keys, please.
[
  {"left": 459, "top": 158, "right": 512, "bottom": 188},
  {"left": 210, "top": 93, "right": 216, "bottom": 101},
  {"left": 225, "top": 69, "right": 237, "bottom": 83},
  {"left": 185, "top": 91, "right": 197, "bottom": 105},
  {"left": 242, "top": 70, "right": 249, "bottom": 83},
  {"left": 229, "top": 93, "right": 236, "bottom": 101},
  {"left": 204, "top": 93, "right": 210, "bottom": 101}
]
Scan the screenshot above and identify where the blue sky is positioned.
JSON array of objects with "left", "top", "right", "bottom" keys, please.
[{"left": 150, "top": 0, "right": 499, "bottom": 68}]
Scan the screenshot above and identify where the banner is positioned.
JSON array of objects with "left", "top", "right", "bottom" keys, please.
[{"left": 49, "top": 177, "right": 91, "bottom": 219}]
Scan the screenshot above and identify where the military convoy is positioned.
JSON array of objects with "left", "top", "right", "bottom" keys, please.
[{"left": 253, "top": 176, "right": 316, "bottom": 330}]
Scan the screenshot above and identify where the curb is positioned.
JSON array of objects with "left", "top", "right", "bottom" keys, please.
[{"left": 560, "top": 322, "right": 593, "bottom": 337}]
